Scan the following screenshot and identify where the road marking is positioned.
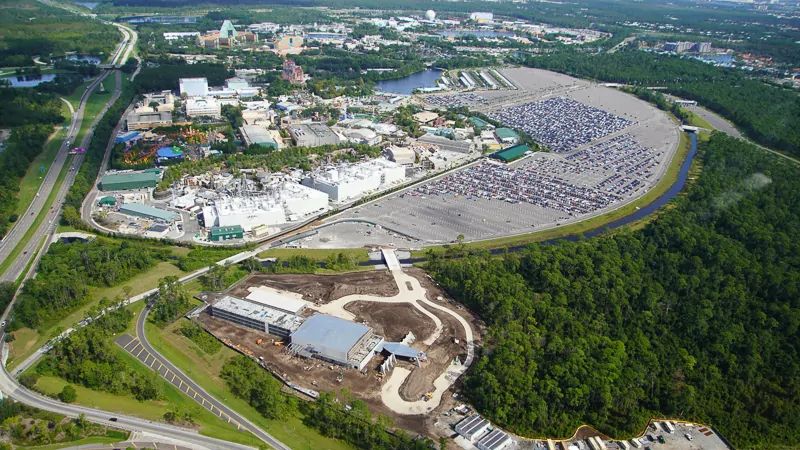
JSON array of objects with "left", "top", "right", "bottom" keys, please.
[
  {"left": 136, "top": 347, "right": 144, "bottom": 358},
  {"left": 149, "top": 358, "right": 155, "bottom": 368},
  {"left": 123, "top": 338, "right": 138, "bottom": 350}
]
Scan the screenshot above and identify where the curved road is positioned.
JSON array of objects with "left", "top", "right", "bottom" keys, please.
[
  {"left": 0, "top": 358, "right": 256, "bottom": 450},
  {"left": 136, "top": 302, "right": 292, "bottom": 450}
]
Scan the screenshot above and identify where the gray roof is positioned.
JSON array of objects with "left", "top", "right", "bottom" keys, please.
[
  {"left": 478, "top": 429, "right": 511, "bottom": 450},
  {"left": 383, "top": 342, "right": 425, "bottom": 360},
  {"left": 456, "top": 414, "right": 490, "bottom": 437},
  {"left": 119, "top": 203, "right": 178, "bottom": 222},
  {"left": 290, "top": 313, "right": 370, "bottom": 355}
]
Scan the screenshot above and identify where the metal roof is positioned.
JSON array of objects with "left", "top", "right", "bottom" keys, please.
[
  {"left": 383, "top": 342, "right": 425, "bottom": 360},
  {"left": 456, "top": 414, "right": 490, "bottom": 437},
  {"left": 102, "top": 171, "right": 159, "bottom": 186},
  {"left": 495, "top": 128, "right": 519, "bottom": 139},
  {"left": 290, "top": 313, "right": 371, "bottom": 356},
  {"left": 245, "top": 289, "right": 308, "bottom": 315},
  {"left": 491, "top": 144, "right": 532, "bottom": 162},
  {"left": 119, "top": 203, "right": 178, "bottom": 222},
  {"left": 478, "top": 429, "right": 511, "bottom": 450}
]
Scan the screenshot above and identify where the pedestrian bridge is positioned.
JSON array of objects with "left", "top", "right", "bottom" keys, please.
[{"left": 381, "top": 248, "right": 401, "bottom": 271}]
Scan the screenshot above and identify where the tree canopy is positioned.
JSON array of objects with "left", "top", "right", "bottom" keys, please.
[{"left": 426, "top": 133, "right": 800, "bottom": 448}]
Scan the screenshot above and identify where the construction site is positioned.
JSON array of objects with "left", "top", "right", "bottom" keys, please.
[{"left": 195, "top": 260, "right": 480, "bottom": 436}]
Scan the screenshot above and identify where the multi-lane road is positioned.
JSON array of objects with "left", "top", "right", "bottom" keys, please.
[{"left": 0, "top": 70, "right": 113, "bottom": 282}]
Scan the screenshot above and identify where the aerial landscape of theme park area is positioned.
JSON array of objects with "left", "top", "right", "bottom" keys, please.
[{"left": 0, "top": 0, "right": 797, "bottom": 449}]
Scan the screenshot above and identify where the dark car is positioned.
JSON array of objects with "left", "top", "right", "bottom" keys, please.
[{"left": 109, "top": 417, "right": 118, "bottom": 422}]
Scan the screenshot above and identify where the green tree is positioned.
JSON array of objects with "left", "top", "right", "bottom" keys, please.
[{"left": 59, "top": 385, "right": 77, "bottom": 403}]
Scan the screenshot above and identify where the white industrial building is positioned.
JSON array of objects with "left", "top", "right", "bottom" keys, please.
[
  {"left": 385, "top": 146, "right": 416, "bottom": 165},
  {"left": 477, "top": 429, "right": 512, "bottom": 450},
  {"left": 201, "top": 181, "right": 329, "bottom": 230},
  {"left": 186, "top": 97, "right": 221, "bottom": 118},
  {"left": 302, "top": 159, "right": 406, "bottom": 202},
  {"left": 455, "top": 414, "right": 491, "bottom": 442},
  {"left": 179, "top": 77, "right": 209, "bottom": 97}
]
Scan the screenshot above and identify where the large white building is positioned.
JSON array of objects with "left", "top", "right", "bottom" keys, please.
[
  {"left": 202, "top": 181, "right": 329, "bottom": 230},
  {"left": 186, "top": 97, "right": 221, "bottom": 118},
  {"left": 303, "top": 159, "right": 405, "bottom": 203},
  {"left": 470, "top": 12, "right": 494, "bottom": 22},
  {"left": 179, "top": 77, "right": 209, "bottom": 97}
]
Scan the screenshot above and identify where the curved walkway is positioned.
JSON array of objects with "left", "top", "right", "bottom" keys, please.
[{"left": 311, "top": 263, "right": 475, "bottom": 415}]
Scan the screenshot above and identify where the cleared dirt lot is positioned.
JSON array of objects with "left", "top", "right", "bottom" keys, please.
[
  {"left": 228, "top": 271, "right": 399, "bottom": 303},
  {"left": 199, "top": 269, "right": 480, "bottom": 438}
]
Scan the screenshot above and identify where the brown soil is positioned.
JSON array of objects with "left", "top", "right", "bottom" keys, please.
[
  {"left": 228, "top": 271, "right": 399, "bottom": 303},
  {"left": 343, "top": 301, "right": 435, "bottom": 342},
  {"left": 199, "top": 268, "right": 482, "bottom": 439},
  {"left": 397, "top": 302, "right": 469, "bottom": 403}
]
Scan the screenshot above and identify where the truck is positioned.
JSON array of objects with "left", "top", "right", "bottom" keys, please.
[{"left": 664, "top": 421, "right": 676, "bottom": 433}]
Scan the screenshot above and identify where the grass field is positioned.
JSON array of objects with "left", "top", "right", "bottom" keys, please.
[
  {"left": 17, "top": 433, "right": 128, "bottom": 449},
  {"left": 72, "top": 86, "right": 113, "bottom": 148},
  {"left": 145, "top": 318, "right": 353, "bottom": 450},
  {"left": 7, "top": 261, "right": 187, "bottom": 370},
  {"left": 257, "top": 247, "right": 373, "bottom": 273},
  {"left": 682, "top": 107, "right": 713, "bottom": 130},
  {"left": 33, "top": 346, "right": 264, "bottom": 448},
  {"left": 411, "top": 131, "right": 693, "bottom": 257}
]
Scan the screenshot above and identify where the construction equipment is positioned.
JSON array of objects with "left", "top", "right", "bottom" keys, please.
[
  {"left": 273, "top": 341, "right": 283, "bottom": 347},
  {"left": 256, "top": 338, "right": 263, "bottom": 345}
]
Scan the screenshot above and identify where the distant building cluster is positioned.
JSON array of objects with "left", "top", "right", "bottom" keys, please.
[
  {"left": 664, "top": 41, "right": 712, "bottom": 53},
  {"left": 198, "top": 20, "right": 258, "bottom": 48}
]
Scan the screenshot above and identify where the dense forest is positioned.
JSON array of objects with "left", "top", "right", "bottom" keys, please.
[
  {"left": 0, "top": 0, "right": 119, "bottom": 66},
  {"left": 11, "top": 239, "right": 170, "bottom": 330},
  {"left": 0, "top": 89, "right": 65, "bottom": 128},
  {"left": 133, "top": 61, "right": 232, "bottom": 93},
  {"left": 518, "top": 51, "right": 800, "bottom": 157},
  {"left": 0, "top": 125, "right": 55, "bottom": 238},
  {"left": 426, "top": 133, "right": 800, "bottom": 448}
]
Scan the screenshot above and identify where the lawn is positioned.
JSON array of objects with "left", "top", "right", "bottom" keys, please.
[
  {"left": 145, "top": 318, "right": 353, "bottom": 450},
  {"left": 72, "top": 86, "right": 113, "bottom": 148},
  {"left": 682, "top": 107, "right": 713, "bottom": 130},
  {"left": 17, "top": 433, "right": 128, "bottom": 450},
  {"left": 258, "top": 247, "right": 370, "bottom": 262},
  {"left": 34, "top": 347, "right": 264, "bottom": 448},
  {"left": 7, "top": 261, "right": 187, "bottom": 370},
  {"left": 411, "top": 131, "right": 693, "bottom": 257}
]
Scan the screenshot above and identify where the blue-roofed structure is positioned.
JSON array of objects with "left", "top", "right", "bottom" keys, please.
[
  {"left": 290, "top": 314, "right": 384, "bottom": 370},
  {"left": 118, "top": 203, "right": 178, "bottom": 223},
  {"left": 383, "top": 342, "right": 427, "bottom": 362}
]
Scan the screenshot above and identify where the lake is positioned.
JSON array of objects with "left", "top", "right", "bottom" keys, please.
[
  {"left": 440, "top": 30, "right": 515, "bottom": 39},
  {"left": 2, "top": 73, "right": 58, "bottom": 87},
  {"left": 375, "top": 69, "right": 443, "bottom": 95}
]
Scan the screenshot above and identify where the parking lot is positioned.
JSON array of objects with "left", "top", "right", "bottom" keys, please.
[{"left": 339, "top": 68, "right": 679, "bottom": 245}]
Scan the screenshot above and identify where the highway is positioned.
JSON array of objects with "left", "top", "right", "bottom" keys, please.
[{"left": 0, "top": 70, "right": 112, "bottom": 282}]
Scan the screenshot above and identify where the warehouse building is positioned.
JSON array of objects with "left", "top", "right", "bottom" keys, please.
[
  {"left": 179, "top": 77, "right": 209, "bottom": 97},
  {"left": 289, "top": 313, "right": 384, "bottom": 370},
  {"left": 495, "top": 128, "right": 519, "bottom": 144},
  {"left": 455, "top": 414, "right": 491, "bottom": 442},
  {"left": 127, "top": 111, "right": 173, "bottom": 131},
  {"left": 240, "top": 124, "right": 280, "bottom": 150},
  {"left": 418, "top": 134, "right": 475, "bottom": 154},
  {"left": 385, "top": 145, "right": 416, "bottom": 165},
  {"left": 490, "top": 144, "right": 532, "bottom": 163},
  {"left": 186, "top": 97, "right": 221, "bottom": 118},
  {"left": 302, "top": 159, "right": 406, "bottom": 202},
  {"left": 210, "top": 225, "right": 244, "bottom": 241},
  {"left": 288, "top": 123, "right": 340, "bottom": 147},
  {"left": 477, "top": 429, "right": 512, "bottom": 450},
  {"left": 119, "top": 203, "right": 179, "bottom": 223},
  {"left": 209, "top": 295, "right": 305, "bottom": 339},
  {"left": 101, "top": 171, "right": 160, "bottom": 191}
]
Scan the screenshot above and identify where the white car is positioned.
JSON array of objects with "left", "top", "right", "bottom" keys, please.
[{"left": 685, "top": 433, "right": 693, "bottom": 441}]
